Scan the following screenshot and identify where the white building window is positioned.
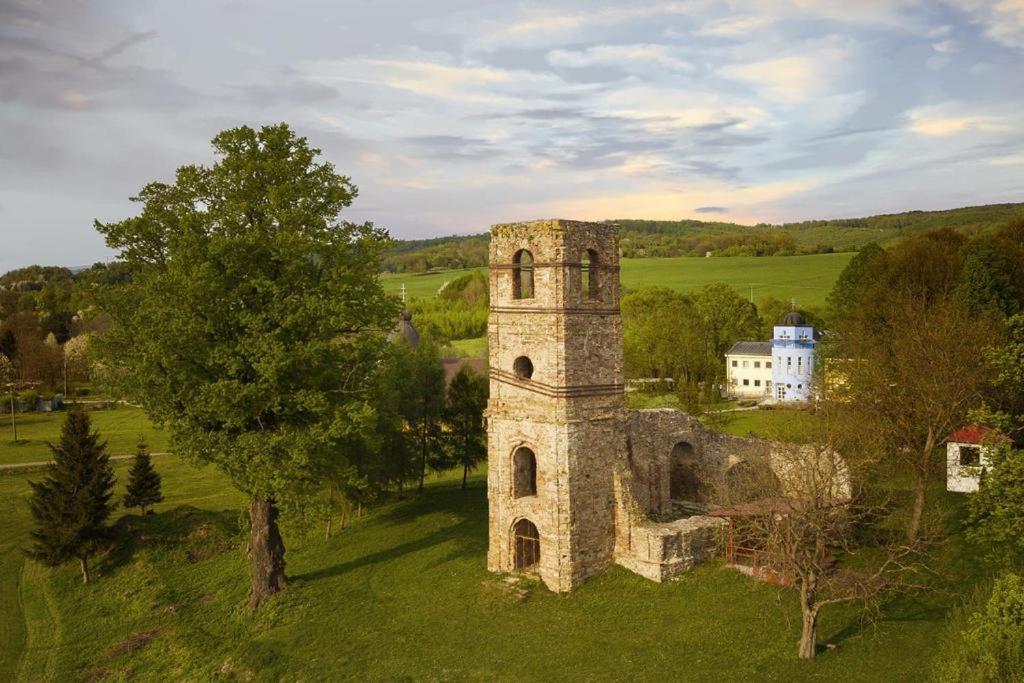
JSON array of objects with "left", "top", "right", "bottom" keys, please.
[
  {"left": 767, "top": 361, "right": 772, "bottom": 369},
  {"left": 743, "top": 379, "right": 749, "bottom": 386},
  {"left": 731, "top": 360, "right": 737, "bottom": 367},
  {"left": 754, "top": 380, "right": 761, "bottom": 387},
  {"left": 742, "top": 360, "right": 749, "bottom": 368},
  {"left": 754, "top": 361, "right": 760, "bottom": 368}
]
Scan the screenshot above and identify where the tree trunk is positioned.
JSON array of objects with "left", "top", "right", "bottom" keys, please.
[
  {"left": 418, "top": 433, "right": 427, "bottom": 494},
  {"left": 907, "top": 471, "right": 927, "bottom": 541},
  {"left": 462, "top": 463, "right": 469, "bottom": 489},
  {"left": 908, "top": 430, "right": 935, "bottom": 541},
  {"left": 79, "top": 557, "right": 90, "bottom": 584},
  {"left": 248, "top": 495, "right": 286, "bottom": 609},
  {"left": 799, "top": 606, "right": 818, "bottom": 659},
  {"left": 325, "top": 515, "right": 332, "bottom": 540},
  {"left": 798, "top": 576, "right": 818, "bottom": 659}
]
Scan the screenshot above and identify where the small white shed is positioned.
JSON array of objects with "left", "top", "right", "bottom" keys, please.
[{"left": 946, "top": 426, "right": 1005, "bottom": 493}]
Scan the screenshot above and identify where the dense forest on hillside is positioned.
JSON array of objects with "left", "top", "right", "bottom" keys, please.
[{"left": 382, "top": 203, "right": 1024, "bottom": 272}]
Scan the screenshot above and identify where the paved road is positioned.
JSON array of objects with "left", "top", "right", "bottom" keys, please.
[{"left": 0, "top": 452, "right": 170, "bottom": 471}]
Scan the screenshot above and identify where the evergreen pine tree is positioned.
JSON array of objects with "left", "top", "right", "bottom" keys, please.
[
  {"left": 26, "top": 408, "right": 115, "bottom": 584},
  {"left": 123, "top": 441, "right": 163, "bottom": 514}
]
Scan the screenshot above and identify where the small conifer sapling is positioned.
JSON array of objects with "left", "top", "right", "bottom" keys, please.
[{"left": 123, "top": 441, "right": 163, "bottom": 515}]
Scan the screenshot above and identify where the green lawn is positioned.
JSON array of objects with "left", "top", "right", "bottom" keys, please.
[
  {"left": 1, "top": 406, "right": 169, "bottom": 466},
  {"left": 381, "top": 252, "right": 853, "bottom": 309},
  {"left": 446, "top": 336, "right": 487, "bottom": 358},
  {"left": 717, "top": 407, "right": 822, "bottom": 442},
  {"left": 0, "top": 447, "right": 980, "bottom": 681}
]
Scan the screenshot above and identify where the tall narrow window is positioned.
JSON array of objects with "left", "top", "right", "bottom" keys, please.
[
  {"left": 581, "top": 249, "right": 599, "bottom": 300},
  {"left": 513, "top": 447, "right": 537, "bottom": 497},
  {"left": 513, "top": 249, "right": 534, "bottom": 300}
]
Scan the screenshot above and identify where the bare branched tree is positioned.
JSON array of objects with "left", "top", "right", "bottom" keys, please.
[{"left": 714, "top": 442, "right": 928, "bottom": 659}]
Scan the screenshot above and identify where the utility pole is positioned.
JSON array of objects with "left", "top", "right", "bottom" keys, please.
[{"left": 8, "top": 386, "right": 16, "bottom": 442}]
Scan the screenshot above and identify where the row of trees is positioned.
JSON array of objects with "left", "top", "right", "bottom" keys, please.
[
  {"left": 0, "top": 263, "right": 124, "bottom": 396},
  {"left": 621, "top": 283, "right": 761, "bottom": 390}
]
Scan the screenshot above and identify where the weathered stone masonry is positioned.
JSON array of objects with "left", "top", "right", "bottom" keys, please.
[{"left": 486, "top": 219, "right": 791, "bottom": 592}]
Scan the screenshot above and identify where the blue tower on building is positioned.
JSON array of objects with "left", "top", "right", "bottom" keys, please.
[{"left": 771, "top": 310, "right": 816, "bottom": 402}]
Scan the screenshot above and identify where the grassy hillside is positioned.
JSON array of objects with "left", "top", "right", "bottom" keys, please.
[
  {"left": 382, "top": 252, "right": 853, "bottom": 308},
  {"left": 382, "top": 203, "right": 1024, "bottom": 272},
  {"left": 0, "top": 455, "right": 977, "bottom": 681}
]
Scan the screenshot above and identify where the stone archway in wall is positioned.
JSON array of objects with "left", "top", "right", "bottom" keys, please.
[
  {"left": 669, "top": 441, "right": 704, "bottom": 502},
  {"left": 723, "top": 459, "right": 782, "bottom": 503},
  {"left": 512, "top": 518, "right": 540, "bottom": 569}
]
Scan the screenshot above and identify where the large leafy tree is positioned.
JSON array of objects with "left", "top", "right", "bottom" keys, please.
[
  {"left": 27, "top": 409, "right": 116, "bottom": 584},
  {"left": 94, "top": 124, "right": 396, "bottom": 607},
  {"left": 692, "top": 282, "right": 761, "bottom": 367},
  {"left": 622, "top": 287, "right": 707, "bottom": 381}
]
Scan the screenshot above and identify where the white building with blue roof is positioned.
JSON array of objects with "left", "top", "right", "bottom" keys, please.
[
  {"left": 770, "top": 311, "right": 816, "bottom": 402},
  {"left": 724, "top": 310, "right": 818, "bottom": 402}
]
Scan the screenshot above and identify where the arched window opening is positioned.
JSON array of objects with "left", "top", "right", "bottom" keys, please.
[
  {"left": 513, "top": 447, "right": 537, "bottom": 497},
  {"left": 513, "top": 356, "right": 534, "bottom": 380},
  {"left": 513, "top": 519, "right": 540, "bottom": 569},
  {"left": 581, "top": 249, "right": 599, "bottom": 300},
  {"left": 513, "top": 249, "right": 534, "bottom": 300},
  {"left": 669, "top": 442, "right": 702, "bottom": 502}
]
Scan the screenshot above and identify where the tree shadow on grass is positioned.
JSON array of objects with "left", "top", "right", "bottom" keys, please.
[
  {"left": 821, "top": 592, "right": 948, "bottom": 651},
  {"left": 100, "top": 506, "right": 241, "bottom": 575},
  {"left": 295, "top": 484, "right": 488, "bottom": 583}
]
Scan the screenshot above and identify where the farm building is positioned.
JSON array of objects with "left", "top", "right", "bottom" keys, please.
[{"left": 725, "top": 341, "right": 773, "bottom": 398}]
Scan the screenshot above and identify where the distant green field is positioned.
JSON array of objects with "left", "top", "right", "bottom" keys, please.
[
  {"left": 1, "top": 406, "right": 168, "bottom": 466},
  {"left": 382, "top": 252, "right": 853, "bottom": 308}
]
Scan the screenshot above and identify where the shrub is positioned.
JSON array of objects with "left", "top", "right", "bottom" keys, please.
[
  {"left": 934, "top": 573, "right": 1024, "bottom": 682},
  {"left": 19, "top": 389, "right": 39, "bottom": 410}
]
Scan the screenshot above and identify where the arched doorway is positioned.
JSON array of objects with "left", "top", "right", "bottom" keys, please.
[
  {"left": 513, "top": 447, "right": 537, "bottom": 497},
  {"left": 512, "top": 519, "right": 540, "bottom": 569},
  {"left": 669, "top": 441, "right": 702, "bottom": 502}
]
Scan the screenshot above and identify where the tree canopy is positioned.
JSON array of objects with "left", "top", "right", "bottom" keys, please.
[{"left": 94, "top": 123, "right": 397, "bottom": 607}]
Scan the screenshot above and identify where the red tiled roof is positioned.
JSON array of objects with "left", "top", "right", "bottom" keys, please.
[{"left": 948, "top": 425, "right": 1010, "bottom": 445}]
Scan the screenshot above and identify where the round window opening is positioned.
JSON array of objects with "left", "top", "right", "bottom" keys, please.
[
  {"left": 786, "top": 383, "right": 792, "bottom": 389},
  {"left": 513, "top": 356, "right": 534, "bottom": 380}
]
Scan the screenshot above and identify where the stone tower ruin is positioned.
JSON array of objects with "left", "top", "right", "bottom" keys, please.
[
  {"left": 485, "top": 219, "right": 838, "bottom": 592},
  {"left": 485, "top": 219, "right": 625, "bottom": 592}
]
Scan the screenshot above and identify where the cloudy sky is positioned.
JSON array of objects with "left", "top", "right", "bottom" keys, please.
[{"left": 1, "top": 0, "right": 1023, "bottom": 271}]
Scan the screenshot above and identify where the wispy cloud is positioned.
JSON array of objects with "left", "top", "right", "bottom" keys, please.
[
  {"left": 1, "top": 0, "right": 1022, "bottom": 271},
  {"left": 547, "top": 44, "right": 694, "bottom": 72}
]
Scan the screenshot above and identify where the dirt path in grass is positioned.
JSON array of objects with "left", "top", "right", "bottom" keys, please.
[{"left": 0, "top": 452, "right": 171, "bottom": 472}]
